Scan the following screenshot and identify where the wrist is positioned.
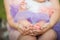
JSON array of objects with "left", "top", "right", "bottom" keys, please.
[
  {"left": 41, "top": 23, "right": 49, "bottom": 28},
  {"left": 17, "top": 24, "right": 25, "bottom": 34}
]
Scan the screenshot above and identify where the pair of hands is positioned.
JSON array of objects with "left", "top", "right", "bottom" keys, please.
[{"left": 17, "top": 19, "right": 49, "bottom": 36}]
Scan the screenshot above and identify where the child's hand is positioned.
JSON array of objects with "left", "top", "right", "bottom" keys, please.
[
  {"left": 31, "top": 21, "right": 50, "bottom": 35},
  {"left": 22, "top": 21, "right": 46, "bottom": 36},
  {"left": 17, "top": 19, "right": 33, "bottom": 35},
  {"left": 28, "top": 21, "right": 47, "bottom": 36}
]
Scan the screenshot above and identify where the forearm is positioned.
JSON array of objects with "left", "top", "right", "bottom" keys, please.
[
  {"left": 41, "top": 11, "right": 60, "bottom": 34},
  {"left": 7, "top": 13, "right": 19, "bottom": 30},
  {"left": 41, "top": 0, "right": 60, "bottom": 33},
  {"left": 41, "top": 9, "right": 60, "bottom": 34},
  {"left": 49, "top": 0, "right": 60, "bottom": 27},
  {"left": 4, "top": 0, "right": 19, "bottom": 30},
  {"left": 49, "top": 11, "right": 59, "bottom": 27}
]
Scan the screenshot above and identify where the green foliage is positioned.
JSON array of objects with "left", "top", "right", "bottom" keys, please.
[{"left": 0, "top": 0, "right": 6, "bottom": 19}]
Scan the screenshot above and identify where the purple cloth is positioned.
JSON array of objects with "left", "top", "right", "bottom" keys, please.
[
  {"left": 14, "top": 10, "right": 50, "bottom": 25},
  {"left": 53, "top": 21, "right": 60, "bottom": 40},
  {"left": 10, "top": 5, "right": 18, "bottom": 17}
]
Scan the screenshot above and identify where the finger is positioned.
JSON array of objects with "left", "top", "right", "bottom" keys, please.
[
  {"left": 29, "top": 33, "right": 36, "bottom": 36},
  {"left": 33, "top": 29, "right": 42, "bottom": 34},
  {"left": 23, "top": 30, "right": 29, "bottom": 35}
]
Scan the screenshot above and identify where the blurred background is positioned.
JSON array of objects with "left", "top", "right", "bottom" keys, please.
[
  {"left": 0, "top": 0, "right": 60, "bottom": 40},
  {"left": 0, "top": 0, "right": 8, "bottom": 40}
]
